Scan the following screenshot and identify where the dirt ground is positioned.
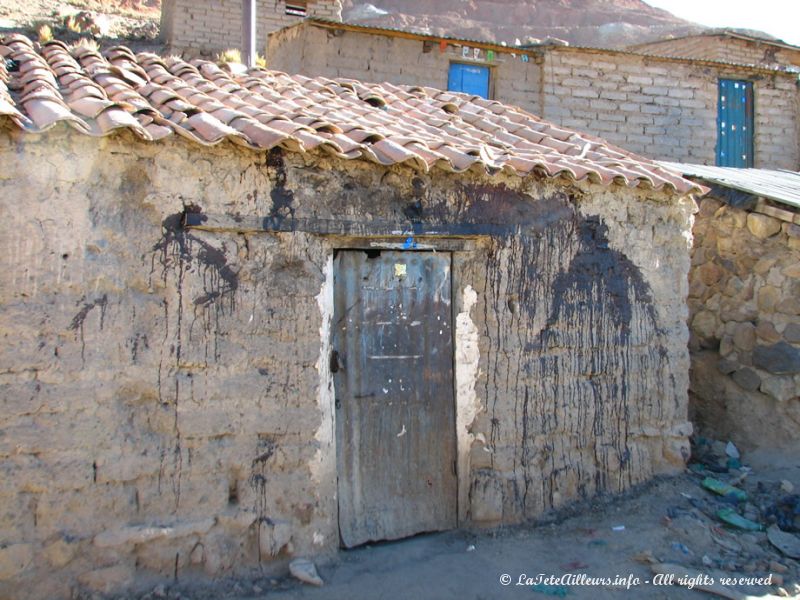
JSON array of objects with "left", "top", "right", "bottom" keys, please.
[{"left": 118, "top": 445, "right": 800, "bottom": 600}]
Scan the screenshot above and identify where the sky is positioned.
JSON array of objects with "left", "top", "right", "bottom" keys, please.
[{"left": 645, "top": 0, "right": 800, "bottom": 46}]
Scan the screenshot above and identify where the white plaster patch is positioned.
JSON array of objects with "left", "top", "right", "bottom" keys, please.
[
  {"left": 455, "top": 284, "right": 483, "bottom": 523},
  {"left": 311, "top": 254, "right": 335, "bottom": 486}
]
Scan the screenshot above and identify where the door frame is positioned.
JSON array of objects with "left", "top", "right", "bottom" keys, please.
[{"left": 324, "top": 236, "right": 481, "bottom": 544}]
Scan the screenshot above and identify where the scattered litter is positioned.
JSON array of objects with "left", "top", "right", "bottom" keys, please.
[
  {"left": 767, "top": 525, "right": 800, "bottom": 559},
  {"left": 670, "top": 542, "right": 692, "bottom": 556},
  {"left": 716, "top": 508, "right": 763, "bottom": 532},
  {"left": 725, "top": 442, "right": 740, "bottom": 460},
  {"left": 689, "top": 497, "right": 717, "bottom": 518},
  {"left": 728, "top": 471, "right": 749, "bottom": 487},
  {"left": 632, "top": 550, "right": 655, "bottom": 564},
  {"left": 531, "top": 583, "right": 570, "bottom": 597},
  {"left": 780, "top": 480, "right": 794, "bottom": 494},
  {"left": 763, "top": 494, "right": 800, "bottom": 531},
  {"left": 710, "top": 529, "right": 743, "bottom": 553},
  {"left": 742, "top": 502, "right": 760, "bottom": 522},
  {"left": 702, "top": 477, "right": 747, "bottom": 502},
  {"left": 396, "top": 425, "right": 406, "bottom": 437},
  {"left": 611, "top": 525, "right": 625, "bottom": 532},
  {"left": 725, "top": 442, "right": 742, "bottom": 469},
  {"left": 289, "top": 558, "right": 324, "bottom": 586},
  {"left": 666, "top": 506, "right": 692, "bottom": 520},
  {"left": 466, "top": 544, "right": 476, "bottom": 552},
  {"left": 702, "top": 555, "right": 713, "bottom": 567},
  {"left": 587, "top": 540, "right": 607, "bottom": 547},
  {"left": 680, "top": 492, "right": 694, "bottom": 500},
  {"left": 691, "top": 438, "right": 735, "bottom": 474}
]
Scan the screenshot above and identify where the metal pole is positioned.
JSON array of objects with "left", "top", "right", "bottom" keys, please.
[{"left": 242, "top": 0, "right": 256, "bottom": 67}]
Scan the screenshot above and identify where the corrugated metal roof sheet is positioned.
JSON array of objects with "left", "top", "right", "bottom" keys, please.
[
  {"left": 631, "top": 29, "right": 800, "bottom": 54},
  {"left": 659, "top": 162, "right": 800, "bottom": 210}
]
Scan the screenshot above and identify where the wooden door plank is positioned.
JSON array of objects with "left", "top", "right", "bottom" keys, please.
[{"left": 334, "top": 251, "right": 457, "bottom": 547}]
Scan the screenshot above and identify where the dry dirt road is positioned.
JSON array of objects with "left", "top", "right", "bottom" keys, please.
[{"left": 140, "top": 450, "right": 799, "bottom": 600}]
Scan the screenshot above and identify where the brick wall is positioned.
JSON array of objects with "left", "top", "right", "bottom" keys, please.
[
  {"left": 634, "top": 35, "right": 800, "bottom": 69},
  {"left": 267, "top": 25, "right": 542, "bottom": 113},
  {"left": 161, "top": 0, "right": 343, "bottom": 56},
  {"left": 540, "top": 48, "right": 799, "bottom": 169}
]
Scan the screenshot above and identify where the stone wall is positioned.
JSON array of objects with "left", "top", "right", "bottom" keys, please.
[
  {"left": 160, "top": 0, "right": 343, "bottom": 56},
  {"left": 632, "top": 35, "right": 800, "bottom": 69},
  {"left": 0, "top": 125, "right": 693, "bottom": 599},
  {"left": 266, "top": 24, "right": 800, "bottom": 170},
  {"left": 689, "top": 195, "right": 800, "bottom": 452}
]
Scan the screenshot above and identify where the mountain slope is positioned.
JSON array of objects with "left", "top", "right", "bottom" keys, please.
[
  {"left": 0, "top": 0, "right": 159, "bottom": 44},
  {"left": 341, "top": 0, "right": 706, "bottom": 48}
]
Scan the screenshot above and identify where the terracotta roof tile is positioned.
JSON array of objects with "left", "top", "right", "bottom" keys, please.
[{"left": 0, "top": 34, "right": 703, "bottom": 195}]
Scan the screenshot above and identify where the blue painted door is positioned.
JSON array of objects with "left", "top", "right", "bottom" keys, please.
[
  {"left": 716, "top": 79, "right": 754, "bottom": 167},
  {"left": 447, "top": 63, "right": 490, "bottom": 98}
]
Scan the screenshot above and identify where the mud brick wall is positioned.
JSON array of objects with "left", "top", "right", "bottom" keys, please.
[
  {"left": 689, "top": 195, "right": 800, "bottom": 453},
  {"left": 0, "top": 126, "right": 692, "bottom": 599},
  {"left": 540, "top": 48, "right": 800, "bottom": 170},
  {"left": 160, "top": 0, "right": 343, "bottom": 56},
  {"left": 633, "top": 36, "right": 800, "bottom": 69},
  {"left": 266, "top": 25, "right": 543, "bottom": 114}
]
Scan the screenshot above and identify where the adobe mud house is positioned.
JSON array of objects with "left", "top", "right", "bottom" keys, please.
[{"left": 0, "top": 35, "right": 700, "bottom": 598}]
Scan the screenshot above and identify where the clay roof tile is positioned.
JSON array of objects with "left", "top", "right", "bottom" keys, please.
[{"left": 0, "top": 33, "right": 702, "bottom": 196}]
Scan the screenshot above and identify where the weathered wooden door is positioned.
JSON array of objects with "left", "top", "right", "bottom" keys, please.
[{"left": 333, "top": 250, "right": 457, "bottom": 548}]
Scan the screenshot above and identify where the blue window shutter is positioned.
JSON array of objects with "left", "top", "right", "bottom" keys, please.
[
  {"left": 447, "top": 63, "right": 490, "bottom": 99},
  {"left": 716, "top": 79, "right": 754, "bottom": 167}
]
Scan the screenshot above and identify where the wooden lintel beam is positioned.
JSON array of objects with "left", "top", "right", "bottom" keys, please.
[{"left": 182, "top": 212, "right": 513, "bottom": 237}]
